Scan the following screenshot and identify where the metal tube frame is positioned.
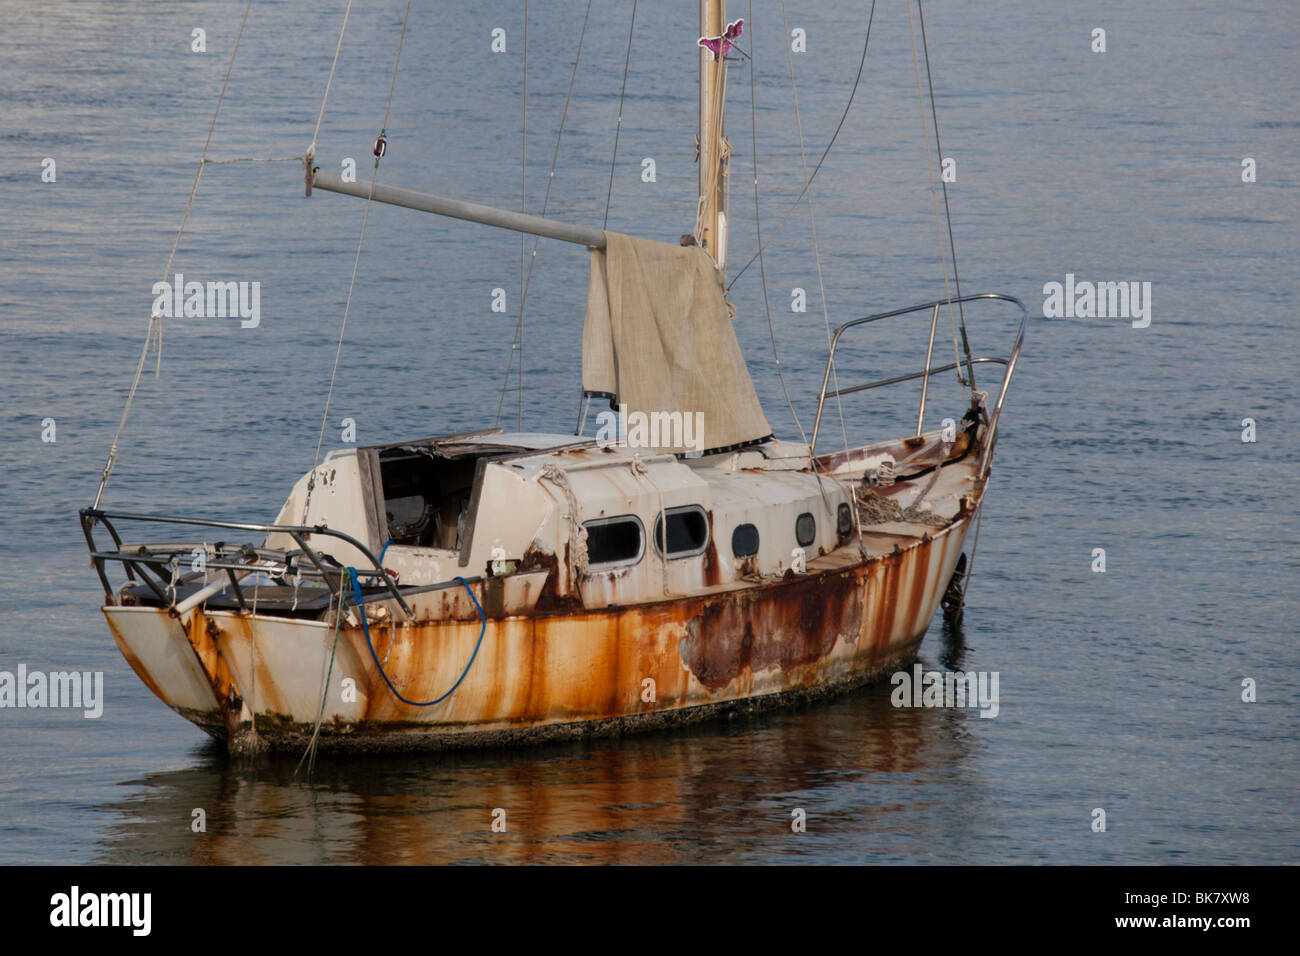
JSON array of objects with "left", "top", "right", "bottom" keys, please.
[
  {"left": 79, "top": 508, "right": 414, "bottom": 619},
  {"left": 810, "top": 292, "right": 1027, "bottom": 478}
]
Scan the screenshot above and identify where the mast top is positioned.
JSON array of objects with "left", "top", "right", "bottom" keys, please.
[{"left": 696, "top": 0, "right": 732, "bottom": 277}]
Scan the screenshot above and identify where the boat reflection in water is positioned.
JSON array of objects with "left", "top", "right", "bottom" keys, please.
[{"left": 93, "top": 637, "right": 980, "bottom": 865}]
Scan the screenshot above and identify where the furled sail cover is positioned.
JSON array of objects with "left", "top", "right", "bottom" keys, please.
[{"left": 582, "top": 231, "right": 772, "bottom": 455}]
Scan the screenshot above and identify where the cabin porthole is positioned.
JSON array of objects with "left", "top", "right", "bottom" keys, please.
[
  {"left": 652, "top": 505, "right": 710, "bottom": 559},
  {"left": 837, "top": 502, "right": 853, "bottom": 537},
  {"left": 731, "top": 523, "right": 759, "bottom": 558},
  {"left": 583, "top": 515, "right": 645, "bottom": 569},
  {"left": 795, "top": 512, "right": 816, "bottom": 548}
]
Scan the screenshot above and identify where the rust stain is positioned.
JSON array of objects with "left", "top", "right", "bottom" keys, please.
[
  {"left": 104, "top": 615, "right": 172, "bottom": 705},
  {"left": 482, "top": 576, "right": 505, "bottom": 618},
  {"left": 905, "top": 538, "right": 930, "bottom": 636},
  {"left": 518, "top": 545, "right": 581, "bottom": 612},
  {"left": 701, "top": 511, "right": 723, "bottom": 588},
  {"left": 678, "top": 566, "right": 857, "bottom": 691},
  {"left": 181, "top": 610, "right": 251, "bottom": 745},
  {"left": 524, "top": 618, "right": 545, "bottom": 718},
  {"left": 107, "top": 512, "right": 975, "bottom": 753}
]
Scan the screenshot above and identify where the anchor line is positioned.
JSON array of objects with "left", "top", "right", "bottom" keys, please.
[
  {"left": 297, "top": 587, "right": 344, "bottom": 777},
  {"left": 347, "top": 568, "right": 486, "bottom": 708},
  {"left": 959, "top": 498, "right": 985, "bottom": 607},
  {"left": 911, "top": 0, "right": 982, "bottom": 609}
]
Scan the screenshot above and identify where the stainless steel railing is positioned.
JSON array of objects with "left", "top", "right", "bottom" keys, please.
[
  {"left": 809, "top": 292, "right": 1027, "bottom": 477},
  {"left": 79, "top": 508, "right": 414, "bottom": 618}
]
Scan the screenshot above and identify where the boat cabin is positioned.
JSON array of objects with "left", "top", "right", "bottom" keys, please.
[{"left": 268, "top": 429, "right": 859, "bottom": 613}]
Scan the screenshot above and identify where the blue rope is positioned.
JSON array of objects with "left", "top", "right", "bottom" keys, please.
[{"left": 347, "top": 566, "right": 486, "bottom": 707}]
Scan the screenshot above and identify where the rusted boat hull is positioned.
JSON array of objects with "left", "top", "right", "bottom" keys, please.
[{"left": 103, "top": 515, "right": 969, "bottom": 754}]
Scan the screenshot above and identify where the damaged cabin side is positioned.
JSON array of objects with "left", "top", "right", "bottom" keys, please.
[{"left": 268, "top": 430, "right": 871, "bottom": 617}]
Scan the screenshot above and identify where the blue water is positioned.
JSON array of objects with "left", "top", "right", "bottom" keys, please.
[{"left": 0, "top": 0, "right": 1296, "bottom": 864}]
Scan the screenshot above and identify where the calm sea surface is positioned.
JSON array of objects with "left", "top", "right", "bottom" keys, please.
[{"left": 0, "top": 0, "right": 1296, "bottom": 864}]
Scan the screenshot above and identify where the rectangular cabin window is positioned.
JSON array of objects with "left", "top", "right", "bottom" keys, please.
[
  {"left": 653, "top": 506, "right": 710, "bottom": 559},
  {"left": 584, "top": 516, "right": 645, "bottom": 569}
]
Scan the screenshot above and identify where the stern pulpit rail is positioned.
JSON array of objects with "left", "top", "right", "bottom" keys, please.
[{"left": 80, "top": 508, "right": 414, "bottom": 619}]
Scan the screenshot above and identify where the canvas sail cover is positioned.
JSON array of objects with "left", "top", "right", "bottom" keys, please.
[{"left": 582, "top": 231, "right": 772, "bottom": 455}]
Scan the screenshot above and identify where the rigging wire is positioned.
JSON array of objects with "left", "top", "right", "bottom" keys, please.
[
  {"left": 906, "top": 0, "right": 964, "bottom": 397},
  {"left": 727, "top": 0, "right": 876, "bottom": 293},
  {"left": 202, "top": 155, "right": 304, "bottom": 165},
  {"left": 496, "top": 0, "right": 595, "bottom": 431},
  {"left": 604, "top": 0, "right": 639, "bottom": 228},
  {"left": 913, "top": 0, "right": 983, "bottom": 607},
  {"left": 93, "top": 0, "right": 254, "bottom": 509},
  {"left": 310, "top": 0, "right": 354, "bottom": 157},
  {"left": 917, "top": 0, "right": 976, "bottom": 390},
  {"left": 780, "top": 0, "right": 848, "bottom": 454},
  {"left": 747, "top": 0, "right": 806, "bottom": 446},
  {"left": 309, "top": 0, "right": 413, "bottom": 478},
  {"left": 747, "top": 5, "right": 834, "bottom": 514},
  {"left": 518, "top": 0, "right": 528, "bottom": 430}
]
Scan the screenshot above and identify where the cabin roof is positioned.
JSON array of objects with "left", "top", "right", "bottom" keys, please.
[{"left": 323, "top": 429, "right": 593, "bottom": 463}]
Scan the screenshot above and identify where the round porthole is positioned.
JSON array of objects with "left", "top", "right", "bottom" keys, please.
[
  {"left": 795, "top": 512, "right": 816, "bottom": 547},
  {"left": 732, "top": 523, "right": 759, "bottom": 557},
  {"left": 837, "top": 502, "right": 852, "bottom": 536}
]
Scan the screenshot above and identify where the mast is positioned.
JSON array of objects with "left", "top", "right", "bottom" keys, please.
[
  {"left": 697, "top": 0, "right": 730, "bottom": 277},
  {"left": 310, "top": 6, "right": 736, "bottom": 264}
]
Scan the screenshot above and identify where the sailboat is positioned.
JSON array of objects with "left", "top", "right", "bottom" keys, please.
[{"left": 80, "top": 2, "right": 1025, "bottom": 754}]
